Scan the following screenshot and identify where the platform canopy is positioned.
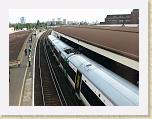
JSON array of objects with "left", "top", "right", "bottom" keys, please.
[{"left": 53, "top": 26, "right": 139, "bottom": 61}]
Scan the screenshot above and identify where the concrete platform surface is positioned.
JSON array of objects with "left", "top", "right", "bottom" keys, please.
[{"left": 9, "top": 31, "right": 44, "bottom": 106}]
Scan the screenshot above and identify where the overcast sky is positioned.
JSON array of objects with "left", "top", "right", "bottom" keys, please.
[{"left": 9, "top": 9, "right": 133, "bottom": 23}]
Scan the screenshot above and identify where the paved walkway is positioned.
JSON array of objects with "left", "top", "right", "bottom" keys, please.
[{"left": 9, "top": 31, "right": 44, "bottom": 106}]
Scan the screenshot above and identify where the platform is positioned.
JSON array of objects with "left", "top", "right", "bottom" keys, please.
[{"left": 9, "top": 31, "right": 44, "bottom": 106}]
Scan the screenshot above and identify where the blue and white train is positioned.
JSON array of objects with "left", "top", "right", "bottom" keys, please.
[{"left": 48, "top": 35, "right": 139, "bottom": 106}]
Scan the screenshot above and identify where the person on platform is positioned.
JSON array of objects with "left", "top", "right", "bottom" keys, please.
[
  {"left": 29, "top": 44, "right": 32, "bottom": 49},
  {"left": 24, "top": 48, "right": 27, "bottom": 56},
  {"left": 28, "top": 55, "right": 31, "bottom": 67},
  {"left": 28, "top": 47, "right": 32, "bottom": 55}
]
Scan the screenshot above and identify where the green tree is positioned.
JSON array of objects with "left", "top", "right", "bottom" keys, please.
[{"left": 36, "top": 20, "right": 40, "bottom": 29}]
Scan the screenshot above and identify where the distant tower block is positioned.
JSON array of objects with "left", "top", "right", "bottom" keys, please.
[{"left": 20, "top": 17, "right": 26, "bottom": 24}]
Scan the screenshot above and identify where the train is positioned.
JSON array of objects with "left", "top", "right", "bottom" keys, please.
[{"left": 47, "top": 34, "right": 139, "bottom": 106}]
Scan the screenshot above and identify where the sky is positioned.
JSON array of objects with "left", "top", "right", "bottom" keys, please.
[{"left": 9, "top": 9, "right": 133, "bottom": 23}]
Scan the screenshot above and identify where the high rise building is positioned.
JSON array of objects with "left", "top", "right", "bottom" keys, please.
[
  {"left": 52, "top": 18, "right": 56, "bottom": 25},
  {"left": 57, "top": 18, "right": 61, "bottom": 21},
  {"left": 56, "top": 18, "right": 62, "bottom": 25},
  {"left": 20, "top": 17, "right": 26, "bottom": 24},
  {"left": 63, "top": 19, "right": 66, "bottom": 25}
]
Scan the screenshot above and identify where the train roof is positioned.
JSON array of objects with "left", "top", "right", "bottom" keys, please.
[
  {"left": 68, "top": 54, "right": 139, "bottom": 106},
  {"left": 53, "top": 26, "right": 139, "bottom": 61},
  {"left": 48, "top": 35, "right": 74, "bottom": 58}
]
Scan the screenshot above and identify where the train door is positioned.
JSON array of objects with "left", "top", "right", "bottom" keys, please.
[
  {"left": 75, "top": 70, "right": 82, "bottom": 97},
  {"left": 63, "top": 58, "right": 68, "bottom": 78}
]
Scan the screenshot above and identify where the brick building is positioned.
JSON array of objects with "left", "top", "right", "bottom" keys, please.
[
  {"left": 104, "top": 9, "right": 139, "bottom": 24},
  {"left": 130, "top": 9, "right": 139, "bottom": 24}
]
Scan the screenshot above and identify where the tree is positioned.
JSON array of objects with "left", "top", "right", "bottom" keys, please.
[
  {"left": 15, "top": 24, "right": 19, "bottom": 30},
  {"left": 36, "top": 20, "right": 40, "bottom": 29}
]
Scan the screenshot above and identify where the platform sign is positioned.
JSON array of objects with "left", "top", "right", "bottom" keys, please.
[{"left": 75, "top": 70, "right": 82, "bottom": 95}]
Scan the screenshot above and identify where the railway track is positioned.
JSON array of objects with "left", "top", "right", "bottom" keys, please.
[
  {"left": 43, "top": 34, "right": 68, "bottom": 106},
  {"left": 34, "top": 30, "right": 81, "bottom": 106},
  {"left": 35, "top": 31, "right": 63, "bottom": 106}
]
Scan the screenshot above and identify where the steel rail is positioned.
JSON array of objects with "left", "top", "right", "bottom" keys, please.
[
  {"left": 43, "top": 37, "right": 67, "bottom": 106},
  {"left": 38, "top": 37, "right": 46, "bottom": 106}
]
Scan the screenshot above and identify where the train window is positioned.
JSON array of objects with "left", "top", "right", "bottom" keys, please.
[
  {"left": 98, "top": 94, "right": 100, "bottom": 97},
  {"left": 58, "top": 51, "right": 61, "bottom": 62},
  {"left": 66, "top": 63, "right": 76, "bottom": 82},
  {"left": 81, "top": 81, "right": 105, "bottom": 106},
  {"left": 86, "top": 64, "right": 92, "bottom": 67},
  {"left": 61, "top": 57, "right": 76, "bottom": 82},
  {"left": 54, "top": 48, "right": 58, "bottom": 56},
  {"left": 64, "top": 48, "right": 74, "bottom": 54},
  {"left": 57, "top": 35, "right": 60, "bottom": 39}
]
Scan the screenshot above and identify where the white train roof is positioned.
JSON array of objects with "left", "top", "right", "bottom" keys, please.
[
  {"left": 48, "top": 35, "right": 74, "bottom": 58},
  {"left": 68, "top": 54, "right": 138, "bottom": 106}
]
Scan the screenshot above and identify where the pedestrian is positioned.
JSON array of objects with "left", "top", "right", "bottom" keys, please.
[
  {"left": 28, "top": 55, "right": 31, "bottom": 67},
  {"left": 29, "top": 44, "right": 32, "bottom": 49},
  {"left": 31, "top": 36, "right": 32, "bottom": 43},
  {"left": 28, "top": 47, "right": 32, "bottom": 55},
  {"left": 18, "top": 60, "right": 20, "bottom": 67},
  {"left": 24, "top": 48, "right": 27, "bottom": 56}
]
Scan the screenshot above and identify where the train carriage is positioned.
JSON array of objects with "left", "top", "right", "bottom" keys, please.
[{"left": 48, "top": 35, "right": 139, "bottom": 106}]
